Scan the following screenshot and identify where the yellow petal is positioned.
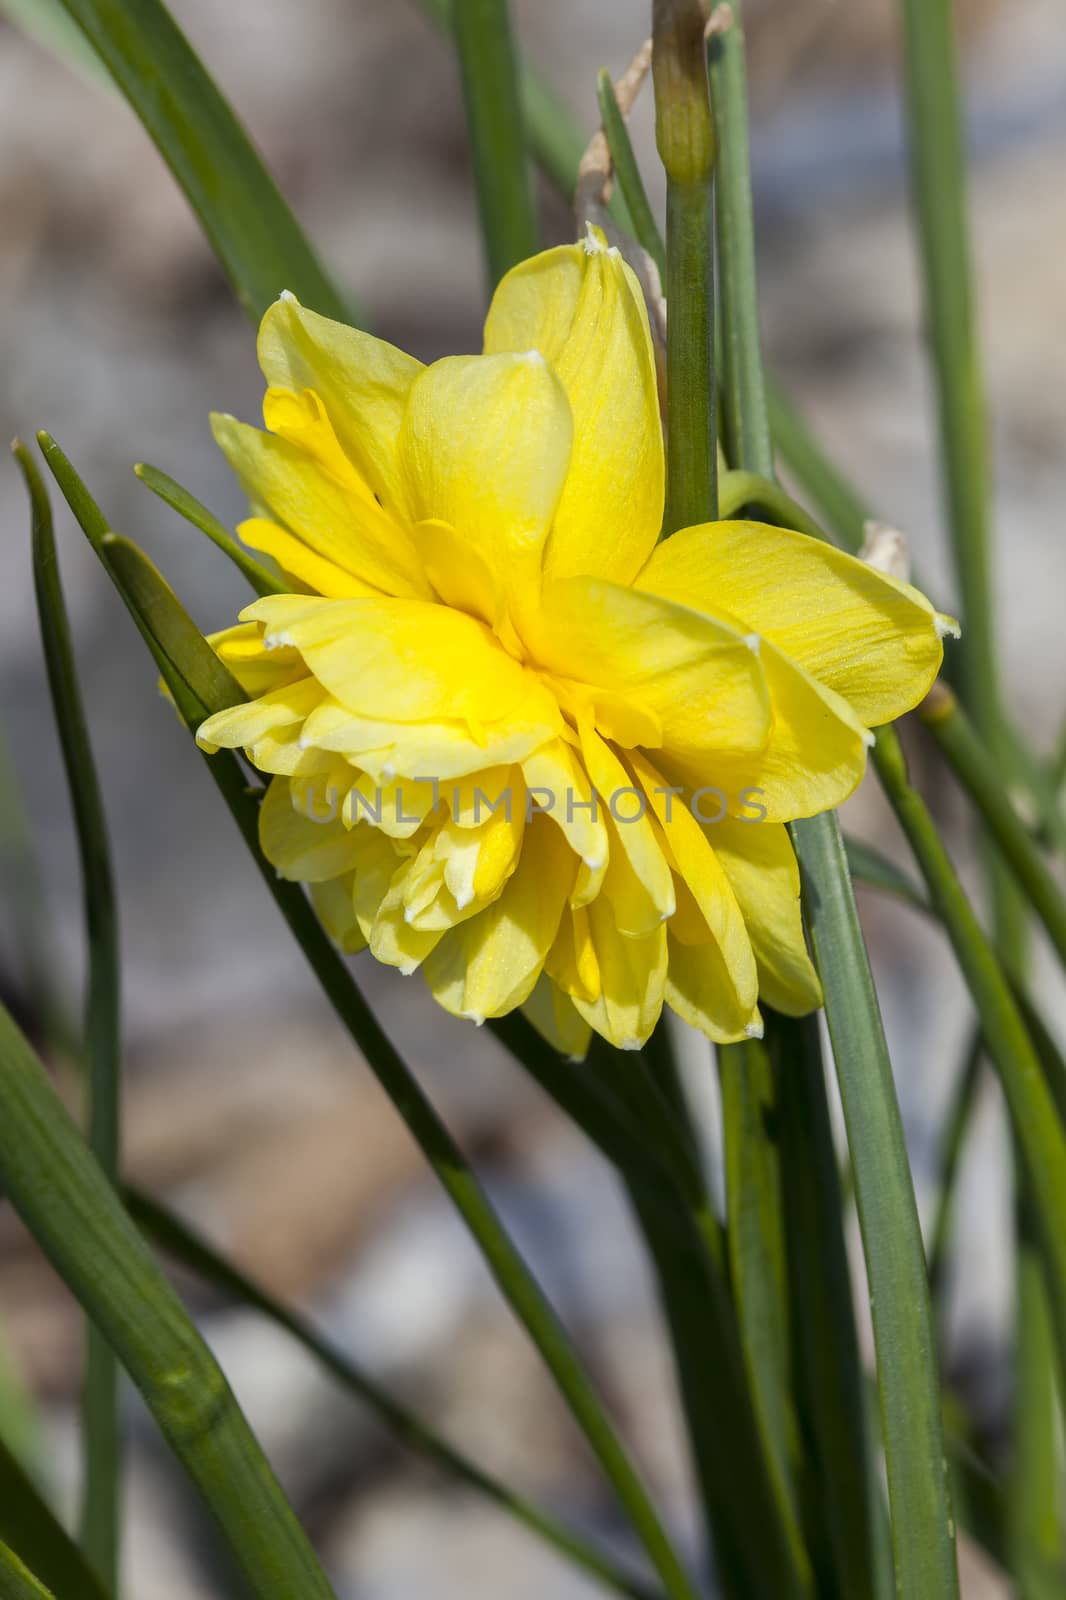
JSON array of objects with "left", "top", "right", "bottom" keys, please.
[
  {"left": 310, "top": 873, "right": 367, "bottom": 953},
  {"left": 521, "top": 975, "right": 592, "bottom": 1060},
  {"left": 212, "top": 413, "right": 431, "bottom": 600},
  {"left": 665, "top": 938, "right": 763, "bottom": 1045},
  {"left": 399, "top": 352, "right": 573, "bottom": 618},
  {"left": 239, "top": 517, "right": 378, "bottom": 599},
  {"left": 637, "top": 519, "right": 950, "bottom": 725},
  {"left": 579, "top": 723, "right": 674, "bottom": 935},
  {"left": 545, "top": 905, "right": 600, "bottom": 1004},
  {"left": 572, "top": 899, "right": 667, "bottom": 1049},
  {"left": 241, "top": 594, "right": 535, "bottom": 725},
  {"left": 629, "top": 749, "right": 757, "bottom": 1016},
  {"left": 531, "top": 576, "right": 771, "bottom": 760},
  {"left": 409, "top": 518, "right": 500, "bottom": 630},
  {"left": 483, "top": 230, "right": 664, "bottom": 585},
  {"left": 666, "top": 640, "right": 871, "bottom": 822},
  {"left": 258, "top": 776, "right": 367, "bottom": 881},
  {"left": 257, "top": 294, "right": 421, "bottom": 520},
  {"left": 299, "top": 692, "right": 560, "bottom": 782},
  {"left": 521, "top": 738, "right": 609, "bottom": 891},
  {"left": 207, "top": 622, "right": 304, "bottom": 697},
  {"left": 710, "top": 817, "right": 822, "bottom": 1016},
  {"left": 196, "top": 676, "right": 322, "bottom": 754},
  {"left": 422, "top": 813, "right": 575, "bottom": 1022}
]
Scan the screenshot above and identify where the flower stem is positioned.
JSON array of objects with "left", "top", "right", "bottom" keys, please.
[
  {"left": 653, "top": 0, "right": 717, "bottom": 533},
  {"left": 14, "top": 443, "right": 122, "bottom": 1594},
  {"left": 897, "top": 0, "right": 1022, "bottom": 962},
  {"left": 919, "top": 686, "right": 1066, "bottom": 972},
  {"left": 451, "top": 0, "right": 539, "bottom": 289},
  {"left": 707, "top": 10, "right": 957, "bottom": 1594},
  {"left": 872, "top": 726, "right": 1066, "bottom": 1405}
]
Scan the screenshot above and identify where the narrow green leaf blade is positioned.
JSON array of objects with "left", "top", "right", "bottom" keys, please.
[
  {"left": 55, "top": 0, "right": 348, "bottom": 323},
  {"left": 128, "top": 1188, "right": 662, "bottom": 1600},
  {"left": 451, "top": 0, "right": 540, "bottom": 288},
  {"left": 14, "top": 442, "right": 122, "bottom": 1588},
  {"left": 0, "top": 1004, "right": 337, "bottom": 1600},
  {"left": 718, "top": 1038, "right": 811, "bottom": 1594},
  {"left": 795, "top": 809, "right": 960, "bottom": 1599},
  {"left": 0, "top": 1437, "right": 109, "bottom": 1600},
  {"left": 0, "top": 1540, "right": 56, "bottom": 1600},
  {"left": 134, "top": 464, "right": 285, "bottom": 597}
]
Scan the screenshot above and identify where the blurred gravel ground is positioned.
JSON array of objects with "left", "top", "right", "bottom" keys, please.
[{"left": 0, "top": 2, "right": 1063, "bottom": 1594}]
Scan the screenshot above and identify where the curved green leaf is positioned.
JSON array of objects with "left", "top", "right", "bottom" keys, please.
[
  {"left": 0, "top": 1004, "right": 336, "bottom": 1600},
  {"left": 56, "top": 0, "right": 348, "bottom": 323},
  {"left": 15, "top": 442, "right": 122, "bottom": 1588},
  {"left": 0, "top": 1437, "right": 108, "bottom": 1600}
]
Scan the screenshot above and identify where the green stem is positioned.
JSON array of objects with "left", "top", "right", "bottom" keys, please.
[
  {"left": 707, "top": 8, "right": 954, "bottom": 1593},
  {"left": 128, "top": 1189, "right": 661, "bottom": 1600},
  {"left": 0, "top": 1003, "right": 336, "bottom": 1600},
  {"left": 707, "top": 12, "right": 770, "bottom": 475},
  {"left": 717, "top": 469, "right": 832, "bottom": 542},
  {"left": 1010, "top": 1184, "right": 1066, "bottom": 1600},
  {"left": 764, "top": 376, "right": 870, "bottom": 551},
  {"left": 897, "top": 0, "right": 1022, "bottom": 960},
  {"left": 920, "top": 689, "right": 1066, "bottom": 970},
  {"left": 775, "top": 1015, "right": 878, "bottom": 1600},
  {"left": 653, "top": 0, "right": 717, "bottom": 534},
  {"left": 795, "top": 812, "right": 959, "bottom": 1598},
  {"left": 14, "top": 444, "right": 122, "bottom": 1591},
  {"left": 927, "top": 1027, "right": 984, "bottom": 1309},
  {"left": 717, "top": 1038, "right": 811, "bottom": 1595},
  {"left": 451, "top": 0, "right": 539, "bottom": 289},
  {"left": 872, "top": 726, "right": 1066, "bottom": 1405}
]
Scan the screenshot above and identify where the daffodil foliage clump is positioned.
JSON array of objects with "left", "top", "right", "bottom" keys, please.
[{"left": 199, "top": 228, "right": 951, "bottom": 1053}]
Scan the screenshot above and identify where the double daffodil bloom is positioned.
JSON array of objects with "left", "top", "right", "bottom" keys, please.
[{"left": 198, "top": 229, "right": 955, "bottom": 1055}]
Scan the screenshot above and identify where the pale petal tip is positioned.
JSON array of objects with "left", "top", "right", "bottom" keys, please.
[
  {"left": 582, "top": 853, "right": 606, "bottom": 872},
  {"left": 520, "top": 348, "right": 547, "bottom": 367},
  {"left": 861, "top": 728, "right": 876, "bottom": 749},
  {"left": 935, "top": 612, "right": 962, "bottom": 640},
  {"left": 582, "top": 221, "right": 607, "bottom": 256},
  {"left": 743, "top": 632, "right": 761, "bottom": 655},
  {"left": 744, "top": 1019, "right": 765, "bottom": 1040},
  {"left": 278, "top": 288, "right": 299, "bottom": 304},
  {"left": 619, "top": 1036, "right": 643, "bottom": 1051}
]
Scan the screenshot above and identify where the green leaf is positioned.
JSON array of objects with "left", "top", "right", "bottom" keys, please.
[
  {"left": 54, "top": 0, "right": 348, "bottom": 324},
  {"left": 0, "top": 1540, "right": 56, "bottom": 1600},
  {"left": 718, "top": 1036, "right": 811, "bottom": 1595},
  {"left": 920, "top": 691, "right": 1066, "bottom": 971},
  {"left": 775, "top": 1016, "right": 879, "bottom": 1600},
  {"left": 0, "top": 1003, "right": 336, "bottom": 1600},
  {"left": 451, "top": 0, "right": 540, "bottom": 288},
  {"left": 128, "top": 1188, "right": 662, "bottom": 1600},
  {"left": 707, "top": 6, "right": 957, "bottom": 1591},
  {"left": 0, "top": 1436, "right": 109, "bottom": 1600},
  {"left": 134, "top": 464, "right": 284, "bottom": 597},
  {"left": 13, "top": 442, "right": 122, "bottom": 1588},
  {"left": 873, "top": 727, "right": 1066, "bottom": 1423},
  {"left": 41, "top": 438, "right": 699, "bottom": 1600}
]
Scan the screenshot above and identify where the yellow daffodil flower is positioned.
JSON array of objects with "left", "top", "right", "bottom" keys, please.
[{"left": 197, "top": 228, "right": 956, "bottom": 1056}]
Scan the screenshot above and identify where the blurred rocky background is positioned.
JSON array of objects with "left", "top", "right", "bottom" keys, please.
[{"left": 0, "top": 1, "right": 1063, "bottom": 1594}]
